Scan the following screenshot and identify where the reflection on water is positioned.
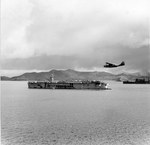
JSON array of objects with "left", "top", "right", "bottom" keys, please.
[{"left": 1, "top": 81, "right": 150, "bottom": 145}]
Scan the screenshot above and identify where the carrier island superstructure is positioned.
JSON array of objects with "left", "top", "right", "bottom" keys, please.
[{"left": 28, "top": 74, "right": 109, "bottom": 90}]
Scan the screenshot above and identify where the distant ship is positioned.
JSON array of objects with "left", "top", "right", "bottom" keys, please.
[
  {"left": 28, "top": 74, "right": 109, "bottom": 90},
  {"left": 123, "top": 21, "right": 150, "bottom": 85},
  {"left": 123, "top": 77, "right": 150, "bottom": 84}
]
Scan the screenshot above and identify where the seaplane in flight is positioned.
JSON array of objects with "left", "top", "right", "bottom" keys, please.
[{"left": 104, "top": 61, "right": 125, "bottom": 68}]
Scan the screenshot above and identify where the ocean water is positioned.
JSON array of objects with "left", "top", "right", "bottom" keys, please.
[{"left": 1, "top": 81, "right": 150, "bottom": 145}]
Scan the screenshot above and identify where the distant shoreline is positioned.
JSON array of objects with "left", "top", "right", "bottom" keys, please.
[{"left": 1, "top": 69, "right": 149, "bottom": 82}]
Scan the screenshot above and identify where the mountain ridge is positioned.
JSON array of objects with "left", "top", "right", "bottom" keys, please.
[{"left": 1, "top": 69, "right": 149, "bottom": 81}]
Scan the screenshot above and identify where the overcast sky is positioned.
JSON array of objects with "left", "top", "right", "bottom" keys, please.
[{"left": 1, "top": 0, "right": 150, "bottom": 76}]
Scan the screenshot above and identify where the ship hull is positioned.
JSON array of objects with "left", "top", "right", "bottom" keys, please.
[
  {"left": 123, "top": 81, "right": 150, "bottom": 84},
  {"left": 28, "top": 81, "right": 109, "bottom": 90}
]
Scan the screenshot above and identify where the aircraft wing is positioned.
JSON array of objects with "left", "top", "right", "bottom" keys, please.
[{"left": 106, "top": 62, "right": 114, "bottom": 65}]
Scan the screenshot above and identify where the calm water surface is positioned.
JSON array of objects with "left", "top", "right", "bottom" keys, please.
[{"left": 1, "top": 81, "right": 150, "bottom": 145}]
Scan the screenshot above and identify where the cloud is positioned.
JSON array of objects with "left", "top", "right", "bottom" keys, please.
[
  {"left": 1, "top": 0, "right": 150, "bottom": 73},
  {"left": 1, "top": 44, "right": 149, "bottom": 72},
  {"left": 1, "top": 55, "right": 77, "bottom": 70},
  {"left": 25, "top": 0, "right": 150, "bottom": 56},
  {"left": 1, "top": 0, "right": 34, "bottom": 59}
]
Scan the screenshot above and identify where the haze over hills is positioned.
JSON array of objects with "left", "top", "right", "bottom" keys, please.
[{"left": 1, "top": 69, "right": 149, "bottom": 82}]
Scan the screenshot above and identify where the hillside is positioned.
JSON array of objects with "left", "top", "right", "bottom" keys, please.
[
  {"left": 1, "top": 76, "right": 11, "bottom": 81},
  {"left": 1, "top": 69, "right": 149, "bottom": 81}
]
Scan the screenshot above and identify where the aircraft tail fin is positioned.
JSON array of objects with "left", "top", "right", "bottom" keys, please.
[{"left": 119, "top": 61, "right": 125, "bottom": 66}]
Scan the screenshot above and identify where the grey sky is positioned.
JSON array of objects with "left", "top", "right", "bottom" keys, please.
[{"left": 1, "top": 0, "right": 150, "bottom": 76}]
